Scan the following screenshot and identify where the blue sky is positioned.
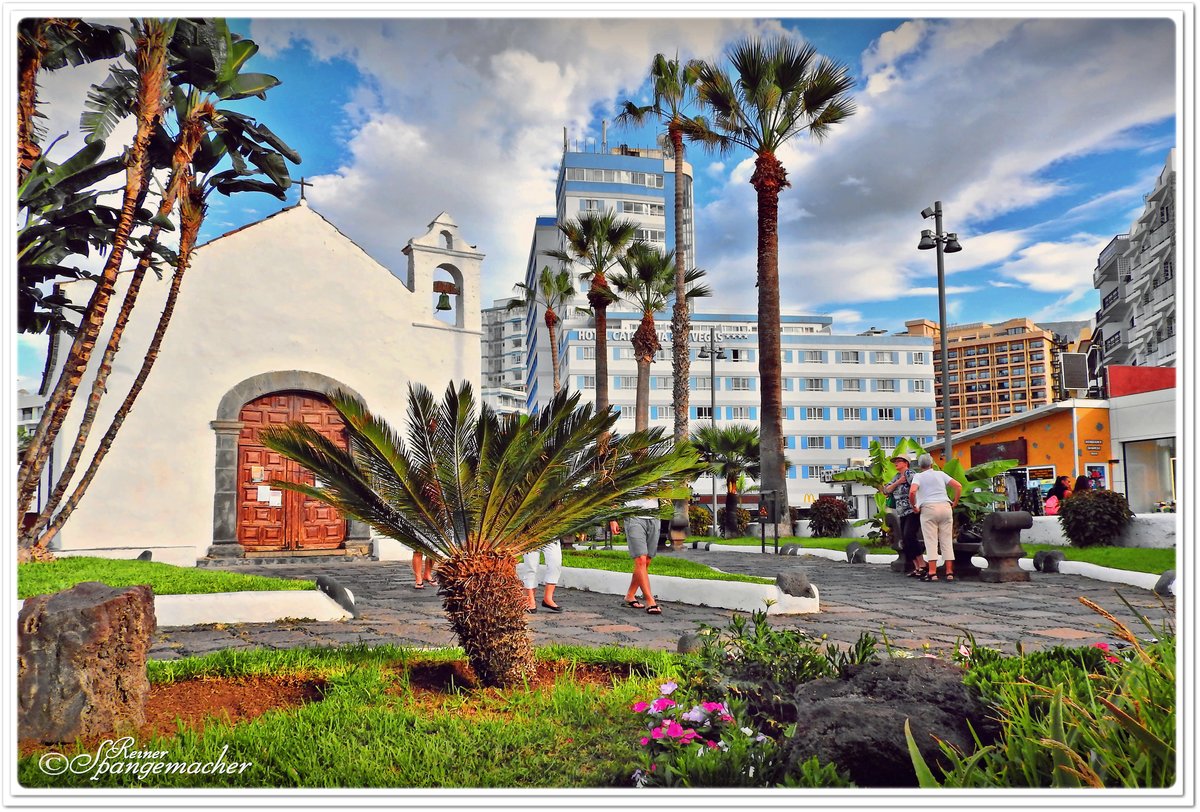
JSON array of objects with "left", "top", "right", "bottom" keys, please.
[{"left": 17, "top": 13, "right": 1179, "bottom": 388}]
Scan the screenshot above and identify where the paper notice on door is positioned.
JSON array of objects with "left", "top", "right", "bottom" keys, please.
[
  {"left": 257, "top": 485, "right": 272, "bottom": 502},
  {"left": 267, "top": 490, "right": 283, "bottom": 507}
]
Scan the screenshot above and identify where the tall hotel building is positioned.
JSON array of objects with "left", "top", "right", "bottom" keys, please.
[
  {"left": 1092, "top": 148, "right": 1176, "bottom": 375},
  {"left": 519, "top": 136, "right": 936, "bottom": 505}
]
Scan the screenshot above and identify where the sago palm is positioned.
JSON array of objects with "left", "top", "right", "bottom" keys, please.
[
  {"left": 610, "top": 243, "right": 709, "bottom": 431},
  {"left": 261, "top": 382, "right": 705, "bottom": 688},
  {"left": 508, "top": 265, "right": 575, "bottom": 394},
  {"left": 616, "top": 53, "right": 706, "bottom": 444},
  {"left": 692, "top": 35, "right": 856, "bottom": 528},
  {"left": 543, "top": 210, "right": 639, "bottom": 416},
  {"left": 690, "top": 424, "right": 761, "bottom": 536}
]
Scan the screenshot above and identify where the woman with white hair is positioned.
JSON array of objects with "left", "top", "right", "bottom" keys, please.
[{"left": 908, "top": 454, "right": 963, "bottom": 582}]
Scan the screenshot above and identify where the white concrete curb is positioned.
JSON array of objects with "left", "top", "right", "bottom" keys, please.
[
  {"left": 153, "top": 590, "right": 351, "bottom": 627},
  {"left": 706, "top": 543, "right": 1169, "bottom": 592},
  {"left": 536, "top": 565, "right": 819, "bottom": 615}
]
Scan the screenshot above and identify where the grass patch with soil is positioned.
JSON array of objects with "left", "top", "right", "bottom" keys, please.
[{"left": 18, "top": 556, "right": 315, "bottom": 599}]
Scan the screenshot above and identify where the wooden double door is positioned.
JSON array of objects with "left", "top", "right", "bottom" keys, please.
[{"left": 237, "top": 392, "right": 347, "bottom": 552}]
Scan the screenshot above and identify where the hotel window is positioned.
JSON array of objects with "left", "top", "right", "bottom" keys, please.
[
  {"left": 807, "top": 436, "right": 827, "bottom": 449},
  {"left": 873, "top": 351, "right": 898, "bottom": 364},
  {"left": 806, "top": 465, "right": 824, "bottom": 479},
  {"left": 580, "top": 346, "right": 596, "bottom": 360},
  {"left": 729, "top": 348, "right": 752, "bottom": 362},
  {"left": 845, "top": 436, "right": 863, "bottom": 450},
  {"left": 695, "top": 376, "right": 711, "bottom": 390},
  {"left": 912, "top": 352, "right": 927, "bottom": 364},
  {"left": 913, "top": 380, "right": 929, "bottom": 393},
  {"left": 730, "top": 377, "right": 752, "bottom": 391},
  {"left": 843, "top": 407, "right": 864, "bottom": 421},
  {"left": 653, "top": 376, "right": 671, "bottom": 389},
  {"left": 805, "top": 378, "right": 827, "bottom": 391},
  {"left": 618, "top": 376, "right": 637, "bottom": 388},
  {"left": 582, "top": 376, "right": 595, "bottom": 389},
  {"left": 877, "top": 380, "right": 897, "bottom": 392},
  {"left": 839, "top": 350, "right": 861, "bottom": 364},
  {"left": 803, "top": 350, "right": 824, "bottom": 363},
  {"left": 1160, "top": 203, "right": 1171, "bottom": 224},
  {"left": 729, "top": 406, "right": 750, "bottom": 420},
  {"left": 621, "top": 200, "right": 665, "bottom": 216},
  {"left": 580, "top": 198, "right": 603, "bottom": 211},
  {"left": 635, "top": 228, "right": 666, "bottom": 243},
  {"left": 805, "top": 407, "right": 824, "bottom": 420},
  {"left": 878, "top": 408, "right": 897, "bottom": 421},
  {"left": 842, "top": 378, "right": 862, "bottom": 392},
  {"left": 877, "top": 436, "right": 897, "bottom": 448},
  {"left": 696, "top": 406, "right": 712, "bottom": 420}
]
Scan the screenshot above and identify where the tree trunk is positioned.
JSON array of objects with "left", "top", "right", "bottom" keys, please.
[
  {"left": 750, "top": 151, "right": 790, "bottom": 529},
  {"left": 590, "top": 279, "right": 610, "bottom": 415},
  {"left": 16, "top": 23, "right": 169, "bottom": 526},
  {"left": 631, "top": 311, "right": 659, "bottom": 433},
  {"left": 437, "top": 551, "right": 536, "bottom": 689},
  {"left": 16, "top": 22, "right": 46, "bottom": 184},
  {"left": 724, "top": 481, "right": 739, "bottom": 536},
  {"left": 545, "top": 309, "right": 561, "bottom": 394},
  {"left": 669, "top": 122, "right": 691, "bottom": 445},
  {"left": 31, "top": 176, "right": 202, "bottom": 552}
]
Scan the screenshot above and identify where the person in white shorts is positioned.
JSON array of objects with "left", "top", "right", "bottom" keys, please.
[
  {"left": 518, "top": 541, "right": 563, "bottom": 613},
  {"left": 622, "top": 497, "right": 662, "bottom": 615},
  {"left": 909, "top": 454, "right": 963, "bottom": 582}
]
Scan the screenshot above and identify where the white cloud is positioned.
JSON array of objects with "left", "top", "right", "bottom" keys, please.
[{"left": 994, "top": 234, "right": 1110, "bottom": 293}]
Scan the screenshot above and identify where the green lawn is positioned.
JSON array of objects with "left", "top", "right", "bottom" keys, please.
[
  {"left": 563, "top": 550, "right": 774, "bottom": 585},
  {"left": 1020, "top": 543, "right": 1175, "bottom": 575},
  {"left": 705, "top": 536, "right": 885, "bottom": 552},
  {"left": 18, "top": 644, "right": 674, "bottom": 788},
  {"left": 17, "top": 556, "right": 316, "bottom": 599}
]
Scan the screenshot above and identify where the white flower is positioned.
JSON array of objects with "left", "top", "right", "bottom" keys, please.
[{"left": 740, "top": 727, "right": 753, "bottom": 736}]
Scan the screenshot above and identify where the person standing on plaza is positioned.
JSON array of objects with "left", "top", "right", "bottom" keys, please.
[
  {"left": 412, "top": 550, "right": 435, "bottom": 589},
  {"left": 518, "top": 540, "right": 563, "bottom": 613},
  {"left": 882, "top": 455, "right": 922, "bottom": 576},
  {"left": 909, "top": 454, "right": 963, "bottom": 582},
  {"left": 622, "top": 497, "right": 662, "bottom": 614}
]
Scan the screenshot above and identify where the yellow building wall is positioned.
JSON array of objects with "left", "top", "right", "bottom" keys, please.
[{"left": 933, "top": 405, "right": 1112, "bottom": 482}]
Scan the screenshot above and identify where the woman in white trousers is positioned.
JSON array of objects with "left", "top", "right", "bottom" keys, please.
[{"left": 518, "top": 540, "right": 563, "bottom": 612}]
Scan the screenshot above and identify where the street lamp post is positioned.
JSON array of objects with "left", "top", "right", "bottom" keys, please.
[
  {"left": 697, "top": 327, "right": 725, "bottom": 536},
  {"left": 918, "top": 201, "right": 963, "bottom": 466}
]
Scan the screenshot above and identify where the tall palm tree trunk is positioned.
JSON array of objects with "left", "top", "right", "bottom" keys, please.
[
  {"left": 437, "top": 551, "right": 536, "bottom": 688},
  {"left": 724, "top": 479, "right": 740, "bottom": 536},
  {"left": 590, "top": 279, "right": 611, "bottom": 415},
  {"left": 632, "top": 312, "right": 659, "bottom": 432},
  {"left": 16, "top": 22, "right": 48, "bottom": 183},
  {"left": 751, "top": 152, "right": 790, "bottom": 528},
  {"left": 669, "top": 123, "right": 691, "bottom": 445},
  {"left": 16, "top": 22, "right": 169, "bottom": 524},
  {"left": 28, "top": 177, "right": 203, "bottom": 554},
  {"left": 545, "top": 310, "right": 561, "bottom": 394}
]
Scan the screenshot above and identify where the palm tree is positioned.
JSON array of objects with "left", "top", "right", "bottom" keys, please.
[
  {"left": 17, "top": 19, "right": 124, "bottom": 182},
  {"left": 543, "top": 210, "right": 639, "bottom": 417},
  {"left": 507, "top": 265, "right": 575, "bottom": 394},
  {"left": 616, "top": 53, "right": 706, "bottom": 445},
  {"left": 690, "top": 424, "right": 761, "bottom": 536},
  {"left": 609, "top": 243, "right": 709, "bottom": 432},
  {"left": 691, "top": 35, "right": 856, "bottom": 529},
  {"left": 18, "top": 19, "right": 298, "bottom": 556},
  {"left": 260, "top": 382, "right": 705, "bottom": 688}
]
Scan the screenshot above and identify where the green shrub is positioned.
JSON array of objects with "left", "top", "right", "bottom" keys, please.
[
  {"left": 1058, "top": 489, "right": 1134, "bottom": 547},
  {"left": 688, "top": 610, "right": 878, "bottom": 737},
  {"left": 807, "top": 496, "right": 849, "bottom": 538},
  {"left": 717, "top": 506, "right": 751, "bottom": 535},
  {"left": 688, "top": 504, "right": 712, "bottom": 535}
]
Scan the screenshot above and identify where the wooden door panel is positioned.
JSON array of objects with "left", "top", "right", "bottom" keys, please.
[{"left": 237, "top": 391, "right": 348, "bottom": 551}]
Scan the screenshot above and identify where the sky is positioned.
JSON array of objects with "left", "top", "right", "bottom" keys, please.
[{"left": 15, "top": 11, "right": 1180, "bottom": 391}]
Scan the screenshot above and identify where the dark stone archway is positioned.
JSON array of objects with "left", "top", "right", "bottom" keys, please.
[{"left": 208, "top": 370, "right": 370, "bottom": 558}]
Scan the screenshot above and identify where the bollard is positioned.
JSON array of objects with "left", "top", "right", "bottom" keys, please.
[{"left": 979, "top": 511, "right": 1032, "bottom": 583}]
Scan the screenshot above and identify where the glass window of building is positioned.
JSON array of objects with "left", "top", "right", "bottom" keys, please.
[
  {"left": 843, "top": 407, "right": 864, "bottom": 420},
  {"left": 582, "top": 376, "right": 595, "bottom": 389},
  {"left": 803, "top": 350, "right": 824, "bottom": 363},
  {"left": 878, "top": 408, "right": 897, "bottom": 421},
  {"left": 729, "top": 406, "right": 749, "bottom": 420},
  {"left": 695, "top": 376, "right": 711, "bottom": 390},
  {"left": 845, "top": 436, "right": 863, "bottom": 449},
  {"left": 839, "top": 351, "right": 861, "bottom": 364},
  {"left": 842, "top": 379, "right": 862, "bottom": 392},
  {"left": 805, "top": 378, "right": 827, "bottom": 391},
  {"left": 873, "top": 351, "right": 898, "bottom": 364},
  {"left": 807, "top": 436, "right": 827, "bottom": 449},
  {"left": 877, "top": 380, "right": 897, "bottom": 392},
  {"left": 697, "top": 406, "right": 712, "bottom": 420},
  {"left": 805, "top": 407, "right": 824, "bottom": 420},
  {"left": 729, "top": 348, "right": 752, "bottom": 362},
  {"left": 730, "top": 377, "right": 751, "bottom": 391},
  {"left": 877, "top": 436, "right": 897, "bottom": 448},
  {"left": 618, "top": 376, "right": 637, "bottom": 388},
  {"left": 581, "top": 198, "right": 603, "bottom": 211},
  {"left": 913, "top": 380, "right": 929, "bottom": 393},
  {"left": 913, "top": 352, "right": 927, "bottom": 364}
]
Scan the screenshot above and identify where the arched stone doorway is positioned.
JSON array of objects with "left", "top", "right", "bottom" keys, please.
[{"left": 209, "top": 371, "right": 370, "bottom": 558}]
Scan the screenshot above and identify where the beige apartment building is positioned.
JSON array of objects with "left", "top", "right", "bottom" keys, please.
[{"left": 902, "top": 317, "right": 1084, "bottom": 434}]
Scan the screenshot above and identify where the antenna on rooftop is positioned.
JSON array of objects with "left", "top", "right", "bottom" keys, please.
[
  {"left": 601, "top": 119, "right": 607, "bottom": 153},
  {"left": 563, "top": 126, "right": 567, "bottom": 153}
]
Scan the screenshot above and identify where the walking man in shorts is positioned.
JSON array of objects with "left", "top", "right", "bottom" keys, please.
[{"left": 623, "top": 497, "right": 662, "bottom": 615}]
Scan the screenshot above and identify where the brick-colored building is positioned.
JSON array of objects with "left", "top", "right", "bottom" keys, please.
[{"left": 902, "top": 317, "right": 1088, "bottom": 435}]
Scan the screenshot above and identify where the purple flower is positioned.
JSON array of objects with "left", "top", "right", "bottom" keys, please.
[
  {"left": 660, "top": 681, "right": 678, "bottom": 695},
  {"left": 681, "top": 706, "right": 708, "bottom": 724}
]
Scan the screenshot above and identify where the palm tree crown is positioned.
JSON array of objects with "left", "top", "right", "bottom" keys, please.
[
  {"left": 508, "top": 265, "right": 575, "bottom": 394},
  {"left": 690, "top": 424, "right": 762, "bottom": 535}
]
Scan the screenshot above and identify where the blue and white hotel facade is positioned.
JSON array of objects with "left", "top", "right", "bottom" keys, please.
[{"left": 543, "top": 310, "right": 938, "bottom": 507}]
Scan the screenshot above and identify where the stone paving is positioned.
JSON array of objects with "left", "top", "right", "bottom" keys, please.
[{"left": 149, "top": 547, "right": 1175, "bottom": 661}]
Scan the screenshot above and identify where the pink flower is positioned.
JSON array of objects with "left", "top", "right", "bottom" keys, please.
[
  {"left": 958, "top": 643, "right": 972, "bottom": 659},
  {"left": 719, "top": 714, "right": 734, "bottom": 723},
  {"left": 665, "top": 721, "right": 686, "bottom": 738},
  {"left": 1106, "top": 655, "right": 1120, "bottom": 664},
  {"left": 1092, "top": 642, "right": 1111, "bottom": 652},
  {"left": 651, "top": 727, "right": 665, "bottom": 740},
  {"left": 632, "top": 701, "right": 650, "bottom": 713},
  {"left": 650, "top": 697, "right": 677, "bottom": 713},
  {"left": 706, "top": 740, "right": 720, "bottom": 749},
  {"left": 640, "top": 737, "right": 650, "bottom": 746},
  {"left": 702, "top": 701, "right": 727, "bottom": 713},
  {"left": 649, "top": 764, "right": 656, "bottom": 772}
]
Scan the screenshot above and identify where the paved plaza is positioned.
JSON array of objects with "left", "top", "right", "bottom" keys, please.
[{"left": 149, "top": 548, "right": 1175, "bottom": 661}]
